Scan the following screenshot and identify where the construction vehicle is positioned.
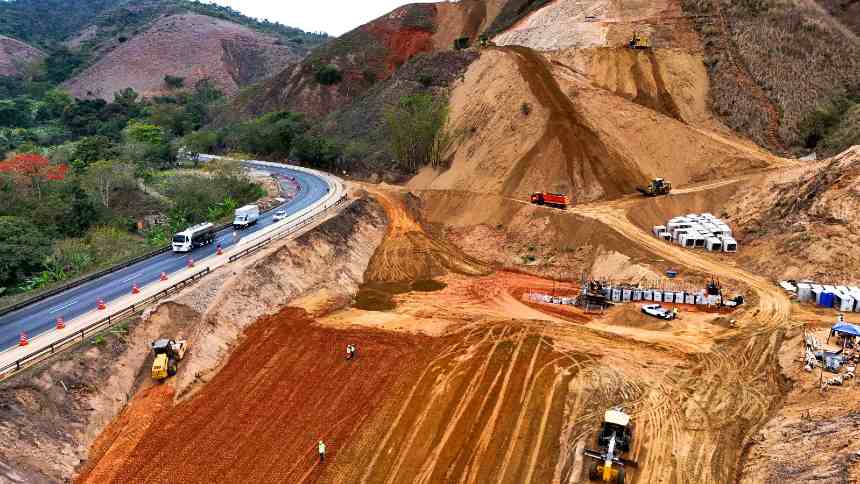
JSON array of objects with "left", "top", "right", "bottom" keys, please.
[
  {"left": 628, "top": 32, "right": 651, "bottom": 49},
  {"left": 584, "top": 408, "right": 637, "bottom": 483},
  {"left": 636, "top": 178, "right": 672, "bottom": 197},
  {"left": 151, "top": 338, "right": 188, "bottom": 381},
  {"left": 530, "top": 192, "right": 569, "bottom": 209}
]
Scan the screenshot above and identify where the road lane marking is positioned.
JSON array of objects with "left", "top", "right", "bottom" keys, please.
[{"left": 49, "top": 299, "right": 78, "bottom": 314}]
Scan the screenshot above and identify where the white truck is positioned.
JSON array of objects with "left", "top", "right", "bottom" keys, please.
[
  {"left": 172, "top": 222, "right": 216, "bottom": 253},
  {"left": 232, "top": 204, "right": 260, "bottom": 229}
]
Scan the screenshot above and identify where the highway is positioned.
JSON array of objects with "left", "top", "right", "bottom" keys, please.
[{"left": 0, "top": 161, "right": 330, "bottom": 351}]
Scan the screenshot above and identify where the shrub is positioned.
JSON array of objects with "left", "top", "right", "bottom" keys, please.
[
  {"left": 164, "top": 75, "right": 185, "bottom": 89},
  {"left": 314, "top": 64, "right": 343, "bottom": 86}
]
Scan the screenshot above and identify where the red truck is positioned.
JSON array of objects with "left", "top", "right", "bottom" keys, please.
[{"left": 530, "top": 192, "right": 569, "bottom": 209}]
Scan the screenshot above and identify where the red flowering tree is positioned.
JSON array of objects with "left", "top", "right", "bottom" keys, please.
[{"left": 0, "top": 153, "right": 68, "bottom": 200}]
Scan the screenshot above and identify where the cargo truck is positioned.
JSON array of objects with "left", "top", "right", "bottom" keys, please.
[
  {"left": 232, "top": 204, "right": 260, "bottom": 229},
  {"left": 172, "top": 222, "right": 216, "bottom": 253},
  {"left": 530, "top": 192, "right": 569, "bottom": 209}
]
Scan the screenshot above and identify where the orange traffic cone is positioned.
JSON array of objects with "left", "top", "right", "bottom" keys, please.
[
  {"left": 97, "top": 298, "right": 106, "bottom": 310},
  {"left": 160, "top": 272, "right": 168, "bottom": 281},
  {"left": 19, "top": 332, "right": 28, "bottom": 346},
  {"left": 187, "top": 257, "right": 195, "bottom": 268},
  {"left": 132, "top": 283, "right": 140, "bottom": 294},
  {"left": 56, "top": 317, "right": 65, "bottom": 330}
]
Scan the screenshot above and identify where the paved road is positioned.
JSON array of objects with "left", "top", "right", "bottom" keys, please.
[{"left": 0, "top": 162, "right": 330, "bottom": 350}]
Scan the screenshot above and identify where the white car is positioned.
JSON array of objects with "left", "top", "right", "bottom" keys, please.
[
  {"left": 641, "top": 303, "right": 675, "bottom": 320},
  {"left": 273, "top": 210, "right": 287, "bottom": 222}
]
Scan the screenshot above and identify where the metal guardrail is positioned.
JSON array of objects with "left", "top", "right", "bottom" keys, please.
[
  {"left": 229, "top": 194, "right": 350, "bottom": 263},
  {"left": 0, "top": 267, "right": 211, "bottom": 379}
]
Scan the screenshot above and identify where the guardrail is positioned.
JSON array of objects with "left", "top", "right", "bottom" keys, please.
[
  {"left": 0, "top": 268, "right": 211, "bottom": 379},
  {"left": 229, "top": 194, "right": 350, "bottom": 263}
]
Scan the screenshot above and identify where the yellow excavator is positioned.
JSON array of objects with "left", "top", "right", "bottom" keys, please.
[
  {"left": 637, "top": 178, "right": 672, "bottom": 196},
  {"left": 584, "top": 408, "right": 637, "bottom": 483},
  {"left": 628, "top": 32, "right": 651, "bottom": 49},
  {"left": 151, "top": 338, "right": 188, "bottom": 381}
]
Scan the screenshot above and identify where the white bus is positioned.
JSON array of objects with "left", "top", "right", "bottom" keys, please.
[{"left": 172, "top": 222, "right": 216, "bottom": 253}]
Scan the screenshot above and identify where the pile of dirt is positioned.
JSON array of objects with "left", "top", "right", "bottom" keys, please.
[
  {"left": 0, "top": 35, "right": 43, "bottom": 77},
  {"left": 64, "top": 13, "right": 305, "bottom": 100}
]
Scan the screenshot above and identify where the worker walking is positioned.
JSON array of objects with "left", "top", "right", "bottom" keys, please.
[
  {"left": 346, "top": 344, "right": 357, "bottom": 360},
  {"left": 318, "top": 440, "right": 326, "bottom": 463}
]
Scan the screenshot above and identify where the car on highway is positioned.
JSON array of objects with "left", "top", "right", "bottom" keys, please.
[
  {"left": 641, "top": 303, "right": 675, "bottom": 320},
  {"left": 273, "top": 209, "right": 287, "bottom": 222}
]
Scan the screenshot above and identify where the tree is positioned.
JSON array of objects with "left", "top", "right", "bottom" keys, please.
[
  {"left": 81, "top": 159, "right": 135, "bottom": 209},
  {"left": 0, "top": 153, "right": 68, "bottom": 199},
  {"left": 72, "top": 136, "right": 116, "bottom": 172},
  {"left": 164, "top": 75, "right": 185, "bottom": 89},
  {"left": 314, "top": 64, "right": 343, "bottom": 86},
  {"left": 124, "top": 121, "right": 165, "bottom": 145},
  {"left": 383, "top": 93, "right": 455, "bottom": 171},
  {"left": 0, "top": 216, "right": 51, "bottom": 288},
  {"left": 292, "top": 134, "right": 341, "bottom": 169}
]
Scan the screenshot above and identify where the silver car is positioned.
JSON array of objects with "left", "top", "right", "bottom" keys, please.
[
  {"left": 273, "top": 209, "right": 287, "bottom": 222},
  {"left": 641, "top": 304, "right": 675, "bottom": 320}
]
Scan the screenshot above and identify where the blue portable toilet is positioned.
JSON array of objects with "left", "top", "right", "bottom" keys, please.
[{"left": 819, "top": 292, "right": 835, "bottom": 308}]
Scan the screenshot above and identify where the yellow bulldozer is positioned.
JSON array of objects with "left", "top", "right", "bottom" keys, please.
[
  {"left": 628, "top": 32, "right": 651, "bottom": 49},
  {"left": 151, "top": 338, "right": 188, "bottom": 381},
  {"left": 637, "top": 178, "right": 672, "bottom": 196}
]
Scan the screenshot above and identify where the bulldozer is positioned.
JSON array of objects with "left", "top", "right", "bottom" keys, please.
[
  {"left": 151, "top": 338, "right": 188, "bottom": 381},
  {"left": 628, "top": 32, "right": 651, "bottom": 49},
  {"left": 584, "top": 408, "right": 637, "bottom": 483},
  {"left": 636, "top": 178, "right": 672, "bottom": 196}
]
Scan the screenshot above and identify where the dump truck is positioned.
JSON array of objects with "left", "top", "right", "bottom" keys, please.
[
  {"left": 584, "top": 408, "right": 637, "bottom": 483},
  {"left": 530, "top": 192, "right": 569, "bottom": 209},
  {"left": 628, "top": 32, "right": 651, "bottom": 49},
  {"left": 637, "top": 178, "right": 672, "bottom": 197},
  {"left": 151, "top": 338, "right": 188, "bottom": 381}
]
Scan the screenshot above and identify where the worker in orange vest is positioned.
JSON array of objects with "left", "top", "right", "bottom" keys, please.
[{"left": 318, "top": 440, "right": 326, "bottom": 463}]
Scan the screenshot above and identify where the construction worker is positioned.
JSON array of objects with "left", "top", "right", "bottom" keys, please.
[
  {"left": 838, "top": 313, "right": 845, "bottom": 324},
  {"left": 346, "top": 344, "right": 353, "bottom": 360},
  {"left": 318, "top": 440, "right": 326, "bottom": 463},
  {"left": 672, "top": 307, "right": 680, "bottom": 319}
]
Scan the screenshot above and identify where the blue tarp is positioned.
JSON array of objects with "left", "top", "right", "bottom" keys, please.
[{"left": 831, "top": 323, "right": 860, "bottom": 337}]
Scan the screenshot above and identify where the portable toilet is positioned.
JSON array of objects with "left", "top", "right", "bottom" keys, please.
[
  {"left": 701, "top": 212, "right": 715, "bottom": 219},
  {"left": 643, "top": 289, "right": 653, "bottom": 301},
  {"left": 692, "top": 234, "right": 706, "bottom": 248},
  {"left": 632, "top": 289, "right": 642, "bottom": 301},
  {"left": 812, "top": 286, "right": 824, "bottom": 305},
  {"left": 653, "top": 226, "right": 667, "bottom": 237},
  {"left": 653, "top": 290, "right": 663, "bottom": 302},
  {"left": 797, "top": 283, "right": 812, "bottom": 302},
  {"left": 674, "top": 291, "right": 685, "bottom": 303},
  {"left": 705, "top": 237, "right": 723, "bottom": 252},
  {"left": 819, "top": 291, "right": 835, "bottom": 308},
  {"left": 723, "top": 237, "right": 738, "bottom": 252},
  {"left": 685, "top": 293, "right": 696, "bottom": 304},
  {"left": 695, "top": 293, "right": 706, "bottom": 305},
  {"left": 836, "top": 292, "right": 855, "bottom": 312},
  {"left": 622, "top": 289, "right": 632, "bottom": 302},
  {"left": 679, "top": 234, "right": 696, "bottom": 248},
  {"left": 660, "top": 232, "right": 673, "bottom": 241},
  {"left": 612, "top": 288, "right": 622, "bottom": 302}
]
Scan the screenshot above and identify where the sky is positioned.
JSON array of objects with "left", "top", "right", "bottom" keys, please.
[{"left": 205, "top": 1, "right": 440, "bottom": 37}]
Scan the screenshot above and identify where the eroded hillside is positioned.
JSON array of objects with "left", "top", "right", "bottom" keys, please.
[{"left": 0, "top": 35, "right": 43, "bottom": 77}]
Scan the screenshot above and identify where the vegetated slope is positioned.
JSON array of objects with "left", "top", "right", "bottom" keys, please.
[
  {"left": 0, "top": 0, "right": 123, "bottom": 48},
  {"left": 409, "top": 46, "right": 775, "bottom": 203},
  {"left": 0, "top": 35, "right": 44, "bottom": 77},
  {"left": 63, "top": 13, "right": 305, "bottom": 100},
  {"left": 239, "top": 0, "right": 518, "bottom": 119},
  {"left": 681, "top": 0, "right": 860, "bottom": 153},
  {"left": 725, "top": 146, "right": 860, "bottom": 281}
]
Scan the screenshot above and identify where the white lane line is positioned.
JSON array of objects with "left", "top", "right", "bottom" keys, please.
[
  {"left": 119, "top": 271, "right": 143, "bottom": 284},
  {"left": 49, "top": 299, "right": 78, "bottom": 314}
]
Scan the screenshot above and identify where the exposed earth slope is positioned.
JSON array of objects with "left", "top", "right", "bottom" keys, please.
[{"left": 0, "top": 35, "right": 43, "bottom": 77}]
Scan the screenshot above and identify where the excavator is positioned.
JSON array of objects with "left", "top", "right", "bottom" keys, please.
[
  {"left": 584, "top": 408, "right": 637, "bottom": 483},
  {"left": 637, "top": 178, "right": 672, "bottom": 196},
  {"left": 628, "top": 32, "right": 651, "bottom": 49},
  {"left": 151, "top": 338, "right": 188, "bottom": 381}
]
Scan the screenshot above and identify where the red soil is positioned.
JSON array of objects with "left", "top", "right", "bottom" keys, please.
[{"left": 79, "top": 308, "right": 433, "bottom": 484}]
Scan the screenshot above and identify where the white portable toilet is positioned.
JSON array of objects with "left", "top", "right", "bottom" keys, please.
[
  {"left": 674, "top": 291, "right": 685, "bottom": 303},
  {"left": 836, "top": 293, "right": 855, "bottom": 312},
  {"left": 643, "top": 289, "right": 653, "bottom": 301},
  {"left": 695, "top": 293, "right": 706, "bottom": 305},
  {"left": 812, "top": 287, "right": 824, "bottom": 305},
  {"left": 622, "top": 289, "right": 632, "bottom": 302},
  {"left": 612, "top": 288, "right": 622, "bottom": 302},
  {"left": 685, "top": 293, "right": 696, "bottom": 304},
  {"left": 723, "top": 237, "right": 738, "bottom": 252},
  {"left": 705, "top": 237, "right": 723, "bottom": 252},
  {"left": 661, "top": 232, "right": 673, "bottom": 241},
  {"left": 797, "top": 283, "right": 812, "bottom": 302},
  {"left": 632, "top": 289, "right": 642, "bottom": 301},
  {"left": 692, "top": 234, "right": 706, "bottom": 248},
  {"left": 679, "top": 234, "right": 696, "bottom": 248},
  {"left": 654, "top": 290, "right": 663, "bottom": 302},
  {"left": 653, "top": 226, "right": 667, "bottom": 237}
]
